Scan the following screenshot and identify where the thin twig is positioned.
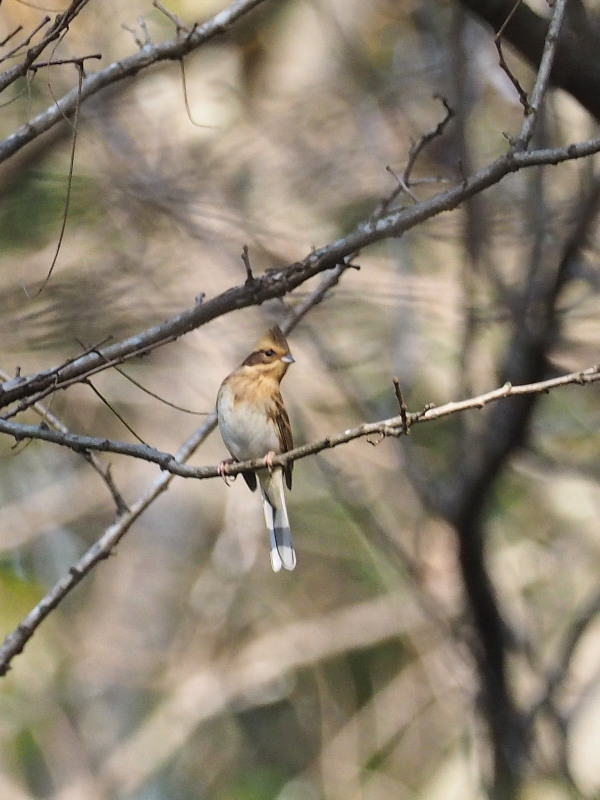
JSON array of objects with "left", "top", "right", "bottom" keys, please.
[
  {"left": 280, "top": 259, "right": 358, "bottom": 335},
  {"left": 27, "top": 53, "right": 102, "bottom": 72},
  {"left": 376, "top": 96, "right": 454, "bottom": 214},
  {"left": 0, "top": 24, "right": 24, "bottom": 49},
  {"left": 3, "top": 132, "right": 600, "bottom": 415},
  {"left": 403, "top": 95, "right": 454, "bottom": 184},
  {"left": 241, "top": 244, "right": 254, "bottom": 283},
  {"left": 178, "top": 59, "right": 214, "bottom": 128},
  {"left": 0, "top": 365, "right": 597, "bottom": 479},
  {"left": 0, "top": 413, "right": 216, "bottom": 676},
  {"left": 106, "top": 366, "right": 210, "bottom": 415},
  {"left": 514, "top": 0, "right": 568, "bottom": 149},
  {"left": 84, "top": 380, "right": 148, "bottom": 445},
  {"left": 74, "top": 338, "right": 210, "bottom": 415},
  {"left": 0, "top": 367, "right": 128, "bottom": 515},
  {"left": 392, "top": 377, "right": 409, "bottom": 435},
  {"left": 26, "top": 62, "right": 84, "bottom": 297},
  {"left": 0, "top": 246, "right": 357, "bottom": 675},
  {"left": 152, "top": 0, "right": 189, "bottom": 34},
  {"left": 494, "top": 0, "right": 527, "bottom": 114},
  {"left": 0, "top": 16, "right": 50, "bottom": 65},
  {"left": 495, "top": 36, "right": 530, "bottom": 116}
]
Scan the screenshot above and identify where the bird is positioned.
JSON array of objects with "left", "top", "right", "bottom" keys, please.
[{"left": 216, "top": 325, "right": 296, "bottom": 572}]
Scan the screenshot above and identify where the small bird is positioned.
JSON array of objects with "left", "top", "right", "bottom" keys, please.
[{"left": 216, "top": 325, "right": 296, "bottom": 571}]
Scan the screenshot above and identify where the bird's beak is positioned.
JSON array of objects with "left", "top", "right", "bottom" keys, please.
[{"left": 282, "top": 353, "right": 295, "bottom": 364}]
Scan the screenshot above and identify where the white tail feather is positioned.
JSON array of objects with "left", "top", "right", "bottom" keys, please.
[{"left": 260, "top": 469, "right": 296, "bottom": 571}]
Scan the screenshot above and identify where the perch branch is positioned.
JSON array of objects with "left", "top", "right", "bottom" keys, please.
[
  {"left": 2, "top": 135, "right": 600, "bottom": 415},
  {"left": 0, "top": 256, "right": 356, "bottom": 675},
  {"left": 0, "top": 366, "right": 597, "bottom": 480},
  {"left": 0, "top": 0, "right": 271, "bottom": 162}
]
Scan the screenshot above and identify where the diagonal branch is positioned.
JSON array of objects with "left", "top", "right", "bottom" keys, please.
[
  {"left": 0, "top": 369, "right": 128, "bottom": 515},
  {"left": 460, "top": 0, "right": 600, "bottom": 122},
  {"left": 2, "top": 135, "right": 600, "bottom": 415},
  {"left": 0, "top": 0, "right": 272, "bottom": 164},
  {"left": 0, "top": 255, "right": 354, "bottom": 676},
  {"left": 513, "top": 0, "right": 568, "bottom": 150},
  {"left": 0, "top": 0, "right": 92, "bottom": 93},
  {"left": 0, "top": 365, "right": 597, "bottom": 479},
  {"left": 0, "top": 364, "right": 597, "bottom": 677},
  {"left": 0, "top": 414, "right": 215, "bottom": 677}
]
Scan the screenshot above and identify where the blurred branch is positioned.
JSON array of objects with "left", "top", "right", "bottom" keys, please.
[
  {"left": 0, "top": 0, "right": 91, "bottom": 89},
  {"left": 512, "top": 0, "right": 568, "bottom": 150},
  {"left": 0, "top": 413, "right": 216, "bottom": 677},
  {"left": 376, "top": 96, "right": 454, "bottom": 214},
  {"left": 533, "top": 585, "right": 600, "bottom": 717},
  {"left": 3, "top": 134, "right": 600, "bottom": 415},
  {"left": 0, "top": 256, "right": 354, "bottom": 676},
  {"left": 459, "top": 0, "right": 600, "bottom": 122},
  {"left": 427, "top": 16, "right": 600, "bottom": 779},
  {"left": 103, "top": 591, "right": 425, "bottom": 794},
  {"left": 0, "top": 0, "right": 272, "bottom": 164},
  {"left": 0, "top": 365, "right": 597, "bottom": 479},
  {"left": 0, "top": 368, "right": 128, "bottom": 515}
]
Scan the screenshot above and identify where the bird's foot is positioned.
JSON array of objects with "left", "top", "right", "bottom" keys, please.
[
  {"left": 263, "top": 451, "right": 277, "bottom": 473},
  {"left": 218, "top": 458, "right": 236, "bottom": 485}
]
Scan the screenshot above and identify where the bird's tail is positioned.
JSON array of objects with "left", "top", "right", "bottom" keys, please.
[{"left": 260, "top": 468, "right": 296, "bottom": 572}]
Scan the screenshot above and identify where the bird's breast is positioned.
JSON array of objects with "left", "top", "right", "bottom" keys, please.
[{"left": 217, "top": 382, "right": 281, "bottom": 461}]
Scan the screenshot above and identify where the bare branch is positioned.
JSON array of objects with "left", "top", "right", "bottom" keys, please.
[
  {"left": 0, "top": 413, "right": 216, "bottom": 677},
  {"left": 2, "top": 134, "right": 600, "bottom": 414},
  {"left": 403, "top": 95, "right": 454, "bottom": 184},
  {"left": 495, "top": 36, "right": 530, "bottom": 116},
  {"left": 0, "top": 24, "right": 24, "bottom": 50},
  {"left": 280, "top": 260, "right": 357, "bottom": 335},
  {"left": 0, "top": 16, "right": 51, "bottom": 66},
  {"left": 376, "top": 96, "right": 453, "bottom": 214},
  {"left": 0, "top": 253, "right": 358, "bottom": 675},
  {"left": 513, "top": 0, "right": 569, "bottom": 149},
  {"left": 0, "top": 365, "right": 597, "bottom": 479},
  {"left": 0, "top": 0, "right": 92, "bottom": 91},
  {"left": 152, "top": 0, "right": 189, "bottom": 35},
  {"left": 26, "top": 53, "right": 102, "bottom": 72},
  {"left": 241, "top": 244, "right": 254, "bottom": 284},
  {"left": 0, "top": 0, "right": 272, "bottom": 164},
  {"left": 0, "top": 368, "right": 128, "bottom": 515}
]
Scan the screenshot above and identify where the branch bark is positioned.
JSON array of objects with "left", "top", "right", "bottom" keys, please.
[
  {"left": 460, "top": 0, "right": 600, "bottom": 122},
  {"left": 0, "top": 366, "right": 597, "bottom": 486},
  {"left": 0, "top": 0, "right": 271, "bottom": 164},
  {"left": 2, "top": 136, "right": 600, "bottom": 415},
  {"left": 0, "top": 364, "right": 597, "bottom": 677}
]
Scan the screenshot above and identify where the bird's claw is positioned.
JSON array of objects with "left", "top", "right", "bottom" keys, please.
[
  {"left": 263, "top": 451, "right": 276, "bottom": 473},
  {"left": 218, "top": 459, "right": 236, "bottom": 485}
]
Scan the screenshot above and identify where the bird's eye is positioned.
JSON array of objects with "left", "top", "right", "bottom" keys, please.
[{"left": 264, "top": 349, "right": 275, "bottom": 357}]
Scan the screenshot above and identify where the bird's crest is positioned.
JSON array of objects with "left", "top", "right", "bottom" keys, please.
[{"left": 256, "top": 325, "right": 289, "bottom": 354}]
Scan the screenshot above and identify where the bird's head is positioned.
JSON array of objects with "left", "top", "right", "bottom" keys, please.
[{"left": 242, "top": 325, "right": 295, "bottom": 381}]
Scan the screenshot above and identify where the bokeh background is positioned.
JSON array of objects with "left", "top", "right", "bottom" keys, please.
[{"left": 0, "top": 1, "right": 599, "bottom": 798}]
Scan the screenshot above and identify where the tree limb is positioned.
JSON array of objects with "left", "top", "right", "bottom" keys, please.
[
  {"left": 460, "top": 0, "right": 600, "bottom": 122},
  {"left": 0, "top": 365, "right": 597, "bottom": 478},
  {"left": 2, "top": 136, "right": 600, "bottom": 415},
  {"left": 0, "top": 0, "right": 272, "bottom": 164}
]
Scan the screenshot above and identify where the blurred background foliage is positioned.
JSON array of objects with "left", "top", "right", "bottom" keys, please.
[{"left": 0, "top": 0, "right": 599, "bottom": 799}]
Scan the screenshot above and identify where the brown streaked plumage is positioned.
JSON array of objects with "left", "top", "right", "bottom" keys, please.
[{"left": 216, "top": 326, "right": 296, "bottom": 571}]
